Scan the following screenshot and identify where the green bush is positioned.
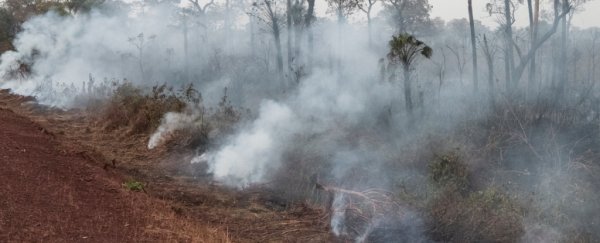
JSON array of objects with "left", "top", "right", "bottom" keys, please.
[{"left": 123, "top": 179, "right": 145, "bottom": 192}]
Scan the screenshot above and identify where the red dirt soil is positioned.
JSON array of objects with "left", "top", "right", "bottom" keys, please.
[
  {"left": 0, "top": 107, "right": 229, "bottom": 242},
  {"left": 0, "top": 90, "right": 332, "bottom": 242}
]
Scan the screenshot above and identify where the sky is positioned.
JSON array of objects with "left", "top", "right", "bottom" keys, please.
[
  {"left": 427, "top": 0, "right": 600, "bottom": 28},
  {"left": 313, "top": 0, "right": 600, "bottom": 29}
]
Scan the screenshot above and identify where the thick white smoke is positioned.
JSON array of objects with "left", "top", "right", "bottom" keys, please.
[
  {"left": 0, "top": 3, "right": 205, "bottom": 107},
  {"left": 192, "top": 100, "right": 298, "bottom": 187}
]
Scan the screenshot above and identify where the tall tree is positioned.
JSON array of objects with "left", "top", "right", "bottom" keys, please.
[
  {"left": 504, "top": 0, "right": 515, "bottom": 92},
  {"left": 382, "top": 0, "right": 431, "bottom": 35},
  {"left": 387, "top": 34, "right": 432, "bottom": 114},
  {"left": 356, "top": 0, "right": 378, "bottom": 47},
  {"left": 253, "top": 0, "right": 284, "bottom": 74},
  {"left": 557, "top": 0, "right": 569, "bottom": 97},
  {"left": 468, "top": 0, "right": 479, "bottom": 91},
  {"left": 326, "top": 0, "right": 358, "bottom": 24},
  {"left": 287, "top": 0, "right": 293, "bottom": 71},
  {"left": 511, "top": 0, "right": 571, "bottom": 84},
  {"left": 526, "top": 0, "right": 539, "bottom": 95},
  {"left": 482, "top": 34, "right": 497, "bottom": 103},
  {"left": 326, "top": 0, "right": 358, "bottom": 72},
  {"left": 305, "top": 0, "right": 315, "bottom": 68}
]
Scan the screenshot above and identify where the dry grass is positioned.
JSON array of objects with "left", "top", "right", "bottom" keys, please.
[{"left": 99, "top": 82, "right": 186, "bottom": 134}]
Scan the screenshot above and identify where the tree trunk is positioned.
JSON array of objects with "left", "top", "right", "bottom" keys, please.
[
  {"left": 593, "top": 31, "right": 598, "bottom": 83},
  {"left": 511, "top": 1, "right": 568, "bottom": 84},
  {"left": 274, "top": 30, "right": 284, "bottom": 75},
  {"left": 526, "top": 0, "right": 536, "bottom": 96},
  {"left": 403, "top": 65, "right": 413, "bottom": 114},
  {"left": 224, "top": 0, "right": 232, "bottom": 51},
  {"left": 504, "top": 0, "right": 515, "bottom": 93},
  {"left": 287, "top": 0, "right": 293, "bottom": 72},
  {"left": 367, "top": 10, "right": 373, "bottom": 48},
  {"left": 558, "top": 0, "right": 569, "bottom": 97},
  {"left": 483, "top": 35, "right": 495, "bottom": 104},
  {"left": 305, "top": 0, "right": 315, "bottom": 69},
  {"left": 294, "top": 3, "right": 302, "bottom": 60},
  {"left": 468, "top": 0, "right": 478, "bottom": 92},
  {"left": 183, "top": 13, "right": 190, "bottom": 83}
]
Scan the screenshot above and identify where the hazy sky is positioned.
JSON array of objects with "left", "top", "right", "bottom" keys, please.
[
  {"left": 313, "top": 0, "right": 600, "bottom": 28},
  {"left": 427, "top": 0, "right": 600, "bottom": 28}
]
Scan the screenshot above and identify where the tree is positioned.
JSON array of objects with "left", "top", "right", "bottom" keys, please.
[
  {"left": 253, "top": 0, "right": 284, "bottom": 74},
  {"left": 511, "top": 0, "right": 571, "bottom": 85},
  {"left": 481, "top": 34, "right": 498, "bottom": 103},
  {"left": 382, "top": 0, "right": 431, "bottom": 35},
  {"left": 387, "top": 34, "right": 432, "bottom": 114},
  {"left": 468, "top": 0, "right": 479, "bottom": 91},
  {"left": 356, "top": 0, "right": 378, "bottom": 47},
  {"left": 326, "top": 0, "right": 358, "bottom": 73},
  {"left": 291, "top": 0, "right": 305, "bottom": 59},
  {"left": 557, "top": 0, "right": 568, "bottom": 96},
  {"left": 486, "top": 0, "right": 520, "bottom": 91},
  {"left": 128, "top": 33, "right": 156, "bottom": 81},
  {"left": 526, "top": 0, "right": 539, "bottom": 95},
  {"left": 305, "top": 0, "right": 315, "bottom": 68},
  {"left": 504, "top": 0, "right": 515, "bottom": 92},
  {"left": 188, "top": 0, "right": 215, "bottom": 15},
  {"left": 65, "top": 0, "right": 107, "bottom": 14},
  {"left": 326, "top": 0, "right": 358, "bottom": 24},
  {"left": 287, "top": 0, "right": 293, "bottom": 71}
]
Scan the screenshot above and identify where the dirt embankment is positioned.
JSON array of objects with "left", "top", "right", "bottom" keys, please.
[
  {"left": 0, "top": 90, "right": 332, "bottom": 242},
  {"left": 0, "top": 106, "right": 231, "bottom": 242}
]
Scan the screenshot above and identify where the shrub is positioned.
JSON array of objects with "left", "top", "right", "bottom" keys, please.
[
  {"left": 123, "top": 179, "right": 145, "bottom": 192},
  {"left": 427, "top": 188, "right": 524, "bottom": 242},
  {"left": 100, "top": 82, "right": 185, "bottom": 134},
  {"left": 428, "top": 151, "right": 470, "bottom": 193}
]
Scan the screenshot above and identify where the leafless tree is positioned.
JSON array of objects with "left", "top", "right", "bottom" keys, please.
[{"left": 356, "top": 0, "right": 378, "bottom": 47}]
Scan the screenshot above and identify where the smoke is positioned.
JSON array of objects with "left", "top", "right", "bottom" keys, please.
[
  {"left": 192, "top": 100, "right": 298, "bottom": 187},
  {"left": 3, "top": 1, "right": 600, "bottom": 241},
  {"left": 148, "top": 108, "right": 203, "bottom": 149},
  {"left": 0, "top": 2, "right": 238, "bottom": 107}
]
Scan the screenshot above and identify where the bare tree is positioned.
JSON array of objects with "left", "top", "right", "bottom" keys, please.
[
  {"left": 481, "top": 34, "right": 498, "bottom": 103},
  {"left": 446, "top": 44, "right": 467, "bottom": 86},
  {"left": 592, "top": 30, "right": 599, "bottom": 83},
  {"left": 511, "top": 0, "right": 571, "bottom": 84},
  {"left": 356, "top": 0, "right": 378, "bottom": 47},
  {"left": 326, "top": 0, "right": 358, "bottom": 24},
  {"left": 526, "top": 0, "right": 540, "bottom": 94},
  {"left": 128, "top": 33, "right": 156, "bottom": 82},
  {"left": 253, "top": 0, "right": 284, "bottom": 74},
  {"left": 468, "top": 0, "right": 479, "bottom": 91},
  {"left": 188, "top": 0, "right": 215, "bottom": 16},
  {"left": 287, "top": 0, "right": 293, "bottom": 71},
  {"left": 326, "top": 0, "right": 358, "bottom": 73},
  {"left": 305, "top": 0, "right": 315, "bottom": 68},
  {"left": 504, "top": 0, "right": 515, "bottom": 92},
  {"left": 558, "top": 0, "right": 569, "bottom": 97},
  {"left": 382, "top": 0, "right": 431, "bottom": 34}
]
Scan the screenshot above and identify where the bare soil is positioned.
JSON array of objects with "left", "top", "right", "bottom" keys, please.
[{"left": 0, "top": 89, "right": 332, "bottom": 242}]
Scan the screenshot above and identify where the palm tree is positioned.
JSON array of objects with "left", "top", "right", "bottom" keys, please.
[{"left": 387, "top": 34, "right": 432, "bottom": 114}]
